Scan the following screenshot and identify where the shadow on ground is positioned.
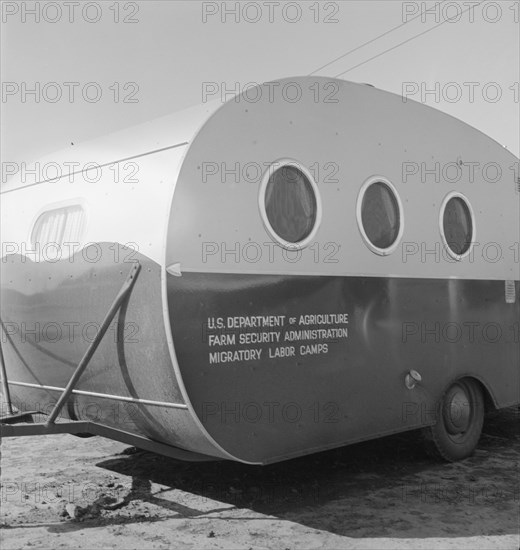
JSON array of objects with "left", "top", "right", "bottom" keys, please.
[{"left": 96, "top": 407, "right": 520, "bottom": 539}]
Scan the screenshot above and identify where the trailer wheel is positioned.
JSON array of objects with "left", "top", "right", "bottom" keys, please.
[{"left": 423, "top": 378, "right": 484, "bottom": 462}]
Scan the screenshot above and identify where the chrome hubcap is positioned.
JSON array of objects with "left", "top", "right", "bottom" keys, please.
[{"left": 444, "top": 384, "right": 471, "bottom": 434}]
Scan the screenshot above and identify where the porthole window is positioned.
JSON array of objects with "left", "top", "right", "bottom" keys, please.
[
  {"left": 259, "top": 160, "right": 321, "bottom": 248},
  {"left": 357, "top": 176, "right": 403, "bottom": 255},
  {"left": 440, "top": 193, "right": 474, "bottom": 259}
]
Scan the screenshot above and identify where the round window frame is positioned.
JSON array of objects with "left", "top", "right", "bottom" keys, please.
[
  {"left": 356, "top": 176, "right": 404, "bottom": 256},
  {"left": 258, "top": 159, "right": 322, "bottom": 250},
  {"left": 439, "top": 191, "right": 476, "bottom": 261}
]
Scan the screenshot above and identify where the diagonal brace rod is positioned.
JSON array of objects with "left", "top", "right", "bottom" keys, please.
[
  {"left": 45, "top": 262, "right": 141, "bottom": 426},
  {"left": 0, "top": 333, "right": 13, "bottom": 416}
]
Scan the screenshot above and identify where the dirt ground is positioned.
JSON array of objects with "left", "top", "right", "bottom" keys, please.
[{"left": 0, "top": 407, "right": 518, "bottom": 550}]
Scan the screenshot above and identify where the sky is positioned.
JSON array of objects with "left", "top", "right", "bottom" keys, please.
[{"left": 1, "top": 0, "right": 519, "bottom": 179}]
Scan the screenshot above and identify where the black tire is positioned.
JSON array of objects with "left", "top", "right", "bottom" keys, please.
[{"left": 423, "top": 378, "right": 484, "bottom": 462}]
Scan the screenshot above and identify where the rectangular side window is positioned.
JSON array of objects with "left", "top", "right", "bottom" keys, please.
[{"left": 31, "top": 205, "right": 85, "bottom": 247}]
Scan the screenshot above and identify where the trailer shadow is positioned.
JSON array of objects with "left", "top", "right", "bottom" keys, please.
[{"left": 97, "top": 407, "right": 519, "bottom": 539}]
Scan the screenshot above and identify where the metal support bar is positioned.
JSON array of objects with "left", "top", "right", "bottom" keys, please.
[
  {"left": 0, "top": 337, "right": 13, "bottom": 416},
  {"left": 0, "top": 411, "right": 38, "bottom": 424},
  {"left": 0, "top": 420, "right": 213, "bottom": 462},
  {"left": 45, "top": 262, "right": 141, "bottom": 426}
]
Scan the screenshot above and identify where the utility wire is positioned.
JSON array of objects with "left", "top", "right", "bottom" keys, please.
[
  {"left": 333, "top": 1, "right": 483, "bottom": 78},
  {"left": 309, "top": 0, "right": 450, "bottom": 76}
]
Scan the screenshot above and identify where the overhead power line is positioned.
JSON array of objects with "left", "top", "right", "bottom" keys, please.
[
  {"left": 333, "top": 1, "right": 483, "bottom": 78},
  {"left": 308, "top": 0, "right": 484, "bottom": 78}
]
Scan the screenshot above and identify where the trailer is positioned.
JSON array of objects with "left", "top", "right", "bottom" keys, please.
[{"left": 1, "top": 76, "right": 519, "bottom": 464}]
